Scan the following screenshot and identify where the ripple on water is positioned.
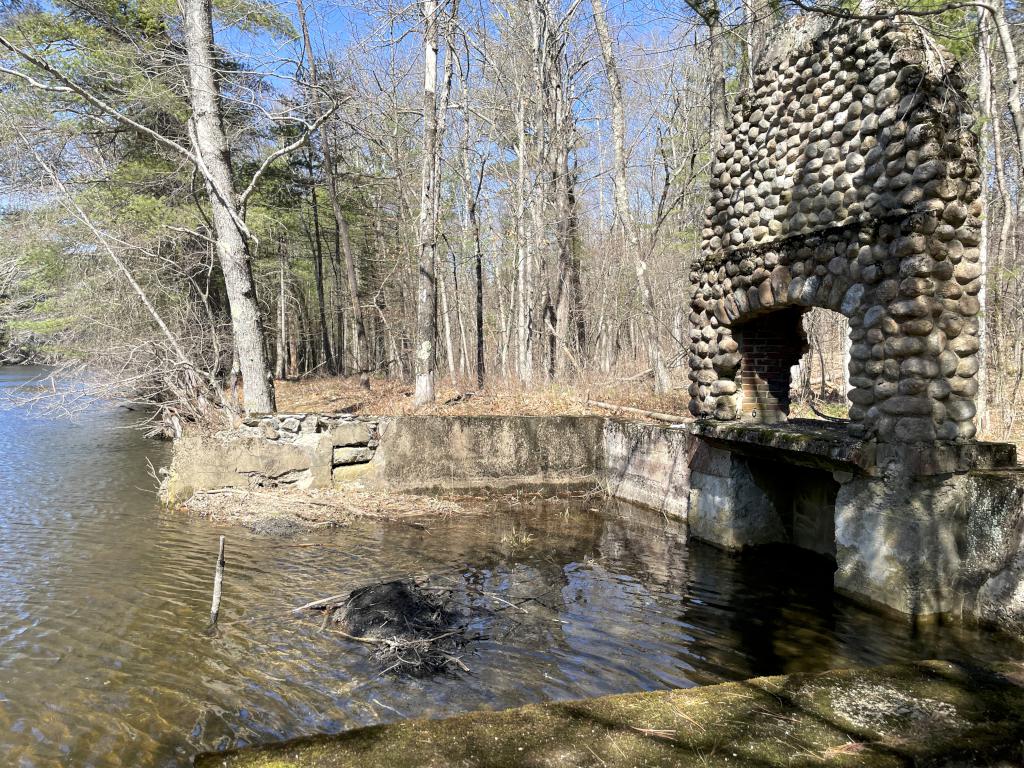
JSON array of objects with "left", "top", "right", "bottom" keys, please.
[{"left": 1, "top": 365, "right": 1022, "bottom": 767}]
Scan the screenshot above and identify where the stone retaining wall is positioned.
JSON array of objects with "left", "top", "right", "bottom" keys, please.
[{"left": 161, "top": 413, "right": 381, "bottom": 503}]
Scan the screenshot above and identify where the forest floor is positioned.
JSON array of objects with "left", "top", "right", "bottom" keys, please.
[
  {"left": 271, "top": 374, "right": 1023, "bottom": 453},
  {"left": 274, "top": 374, "right": 693, "bottom": 418}
]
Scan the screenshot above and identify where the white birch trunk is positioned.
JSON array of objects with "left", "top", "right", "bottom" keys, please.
[{"left": 414, "top": 0, "right": 440, "bottom": 405}]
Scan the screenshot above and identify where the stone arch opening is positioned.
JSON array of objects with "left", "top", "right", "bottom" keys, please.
[
  {"left": 793, "top": 308, "right": 852, "bottom": 420},
  {"left": 724, "top": 303, "right": 854, "bottom": 424},
  {"left": 705, "top": 268, "right": 862, "bottom": 425},
  {"left": 729, "top": 303, "right": 856, "bottom": 423}
]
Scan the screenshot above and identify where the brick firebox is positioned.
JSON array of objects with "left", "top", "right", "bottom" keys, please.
[{"left": 734, "top": 308, "right": 808, "bottom": 423}]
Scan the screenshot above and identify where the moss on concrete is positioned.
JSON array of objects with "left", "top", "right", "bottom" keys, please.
[{"left": 195, "top": 661, "right": 1024, "bottom": 767}]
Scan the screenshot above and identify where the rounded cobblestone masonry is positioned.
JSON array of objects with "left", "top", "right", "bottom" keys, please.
[{"left": 689, "top": 13, "right": 982, "bottom": 444}]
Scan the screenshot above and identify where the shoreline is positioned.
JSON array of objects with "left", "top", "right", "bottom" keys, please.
[{"left": 179, "top": 485, "right": 472, "bottom": 536}]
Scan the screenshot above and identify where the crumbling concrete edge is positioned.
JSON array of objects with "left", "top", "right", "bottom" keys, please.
[{"left": 194, "top": 660, "right": 1024, "bottom": 768}]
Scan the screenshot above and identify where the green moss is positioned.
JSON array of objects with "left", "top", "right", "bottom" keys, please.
[{"left": 7, "top": 317, "right": 71, "bottom": 333}]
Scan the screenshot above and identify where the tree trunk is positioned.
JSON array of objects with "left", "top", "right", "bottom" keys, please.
[
  {"left": 414, "top": 0, "right": 440, "bottom": 406},
  {"left": 451, "top": 253, "right": 471, "bottom": 378},
  {"left": 475, "top": 222, "right": 485, "bottom": 388},
  {"left": 979, "top": 12, "right": 994, "bottom": 433},
  {"left": 305, "top": 149, "right": 336, "bottom": 373},
  {"left": 592, "top": 0, "right": 670, "bottom": 393},
  {"left": 552, "top": 65, "right": 574, "bottom": 378},
  {"left": 687, "top": 0, "right": 727, "bottom": 145},
  {"left": 514, "top": 96, "right": 534, "bottom": 384},
  {"left": 456, "top": 80, "right": 486, "bottom": 388},
  {"left": 988, "top": 3, "right": 1024, "bottom": 182},
  {"left": 337, "top": 211, "right": 369, "bottom": 383},
  {"left": 294, "top": 283, "right": 313, "bottom": 374},
  {"left": 276, "top": 244, "right": 288, "bottom": 381},
  {"left": 497, "top": 280, "right": 512, "bottom": 377},
  {"left": 438, "top": 264, "right": 457, "bottom": 381},
  {"left": 182, "top": 0, "right": 275, "bottom": 413},
  {"left": 567, "top": 174, "right": 586, "bottom": 356},
  {"left": 740, "top": 0, "right": 755, "bottom": 93}
]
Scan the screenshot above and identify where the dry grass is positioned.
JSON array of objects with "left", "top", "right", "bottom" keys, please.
[
  {"left": 181, "top": 486, "right": 469, "bottom": 535},
  {"left": 499, "top": 523, "right": 536, "bottom": 551},
  {"left": 273, "top": 373, "right": 692, "bottom": 418}
]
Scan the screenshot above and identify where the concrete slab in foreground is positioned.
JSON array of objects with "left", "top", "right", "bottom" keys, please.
[{"left": 195, "top": 661, "right": 1024, "bottom": 767}]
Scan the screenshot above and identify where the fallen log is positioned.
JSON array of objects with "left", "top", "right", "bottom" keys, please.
[
  {"left": 585, "top": 399, "right": 690, "bottom": 425},
  {"left": 291, "top": 592, "right": 350, "bottom": 613}
]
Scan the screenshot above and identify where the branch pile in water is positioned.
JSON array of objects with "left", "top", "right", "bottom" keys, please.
[{"left": 310, "top": 579, "right": 470, "bottom": 676}]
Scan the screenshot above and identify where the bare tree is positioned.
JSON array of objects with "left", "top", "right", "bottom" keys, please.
[
  {"left": 296, "top": 0, "right": 372, "bottom": 388},
  {"left": 592, "top": 0, "right": 670, "bottom": 392},
  {"left": 686, "top": 0, "right": 728, "bottom": 143},
  {"left": 0, "top": 0, "right": 338, "bottom": 414}
]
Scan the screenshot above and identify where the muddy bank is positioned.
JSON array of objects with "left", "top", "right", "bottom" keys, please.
[
  {"left": 195, "top": 660, "right": 1024, "bottom": 767},
  {"left": 182, "top": 486, "right": 469, "bottom": 535}
]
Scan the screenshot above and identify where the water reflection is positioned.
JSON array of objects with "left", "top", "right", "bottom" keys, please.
[{"left": 0, "top": 365, "right": 1020, "bottom": 767}]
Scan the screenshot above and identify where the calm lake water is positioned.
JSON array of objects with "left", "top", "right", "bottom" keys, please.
[{"left": 0, "top": 364, "right": 1020, "bottom": 767}]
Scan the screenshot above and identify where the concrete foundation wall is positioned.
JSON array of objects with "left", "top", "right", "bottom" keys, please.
[
  {"left": 603, "top": 420, "right": 693, "bottom": 517},
  {"left": 688, "top": 444, "right": 789, "bottom": 549},
  {"left": 363, "top": 416, "right": 605, "bottom": 492},
  {"left": 164, "top": 415, "right": 605, "bottom": 500},
  {"left": 162, "top": 414, "right": 1024, "bottom": 635},
  {"left": 689, "top": 447, "right": 839, "bottom": 557},
  {"left": 963, "top": 471, "right": 1024, "bottom": 634},
  {"left": 835, "top": 468, "right": 1024, "bottom": 632}
]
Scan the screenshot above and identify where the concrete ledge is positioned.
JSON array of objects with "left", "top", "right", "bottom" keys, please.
[
  {"left": 689, "top": 419, "right": 1017, "bottom": 476},
  {"left": 689, "top": 418, "right": 875, "bottom": 471},
  {"left": 195, "top": 660, "right": 1024, "bottom": 767}
]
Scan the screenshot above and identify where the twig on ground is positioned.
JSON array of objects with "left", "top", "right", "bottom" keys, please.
[{"left": 292, "top": 592, "right": 351, "bottom": 613}]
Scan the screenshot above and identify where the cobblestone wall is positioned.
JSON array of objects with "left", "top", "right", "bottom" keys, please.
[{"left": 689, "top": 13, "right": 982, "bottom": 447}]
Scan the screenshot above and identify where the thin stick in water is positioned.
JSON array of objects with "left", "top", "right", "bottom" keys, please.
[{"left": 209, "top": 535, "right": 225, "bottom": 628}]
